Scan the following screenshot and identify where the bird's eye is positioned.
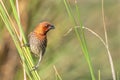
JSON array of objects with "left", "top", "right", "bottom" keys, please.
[{"left": 45, "top": 24, "right": 49, "bottom": 28}]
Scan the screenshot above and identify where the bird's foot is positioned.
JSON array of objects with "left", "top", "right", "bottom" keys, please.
[
  {"left": 31, "top": 65, "right": 39, "bottom": 71},
  {"left": 22, "top": 43, "right": 30, "bottom": 47}
]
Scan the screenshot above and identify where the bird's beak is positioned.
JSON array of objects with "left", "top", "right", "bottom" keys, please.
[{"left": 49, "top": 25, "right": 55, "bottom": 30}]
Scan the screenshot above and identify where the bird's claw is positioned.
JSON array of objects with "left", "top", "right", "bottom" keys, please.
[
  {"left": 31, "top": 66, "right": 38, "bottom": 71},
  {"left": 22, "top": 43, "right": 30, "bottom": 47}
]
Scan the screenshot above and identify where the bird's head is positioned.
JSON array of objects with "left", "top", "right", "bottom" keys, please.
[{"left": 34, "top": 22, "right": 55, "bottom": 35}]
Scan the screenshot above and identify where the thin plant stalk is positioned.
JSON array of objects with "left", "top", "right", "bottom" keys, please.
[
  {"left": 101, "top": 0, "right": 116, "bottom": 80},
  {"left": 0, "top": 3, "right": 33, "bottom": 80},
  {"left": 75, "top": 1, "right": 95, "bottom": 80},
  {"left": 0, "top": 0, "right": 41, "bottom": 80},
  {"left": 117, "top": 72, "right": 119, "bottom": 80},
  {"left": 98, "top": 70, "right": 101, "bottom": 80},
  {"left": 63, "top": 0, "right": 95, "bottom": 80},
  {"left": 53, "top": 65, "right": 62, "bottom": 80}
]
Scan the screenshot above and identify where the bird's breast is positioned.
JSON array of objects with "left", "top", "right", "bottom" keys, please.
[{"left": 29, "top": 32, "right": 47, "bottom": 56}]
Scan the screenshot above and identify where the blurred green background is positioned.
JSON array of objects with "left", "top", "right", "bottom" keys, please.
[{"left": 0, "top": 0, "right": 120, "bottom": 80}]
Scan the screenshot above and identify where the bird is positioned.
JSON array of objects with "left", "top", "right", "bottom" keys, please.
[{"left": 28, "top": 21, "right": 55, "bottom": 70}]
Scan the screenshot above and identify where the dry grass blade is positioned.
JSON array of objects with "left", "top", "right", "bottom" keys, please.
[
  {"left": 0, "top": 0, "right": 19, "bottom": 38},
  {"left": 16, "top": 0, "right": 20, "bottom": 20},
  {"left": 23, "top": 65, "right": 27, "bottom": 80},
  {"left": 101, "top": 0, "right": 116, "bottom": 80},
  {"left": 98, "top": 69, "right": 101, "bottom": 80},
  {"left": 64, "top": 26, "right": 106, "bottom": 46},
  {"left": 0, "top": 0, "right": 41, "bottom": 79},
  {"left": 53, "top": 65, "right": 62, "bottom": 80},
  {"left": 16, "top": 0, "right": 23, "bottom": 45}
]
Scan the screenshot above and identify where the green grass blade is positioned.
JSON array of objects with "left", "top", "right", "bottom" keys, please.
[
  {"left": 9, "top": 1, "right": 41, "bottom": 80},
  {"left": 0, "top": 1, "right": 41, "bottom": 80},
  {"left": 0, "top": 4, "right": 33, "bottom": 79},
  {"left": 63, "top": 0, "right": 96, "bottom": 80}
]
